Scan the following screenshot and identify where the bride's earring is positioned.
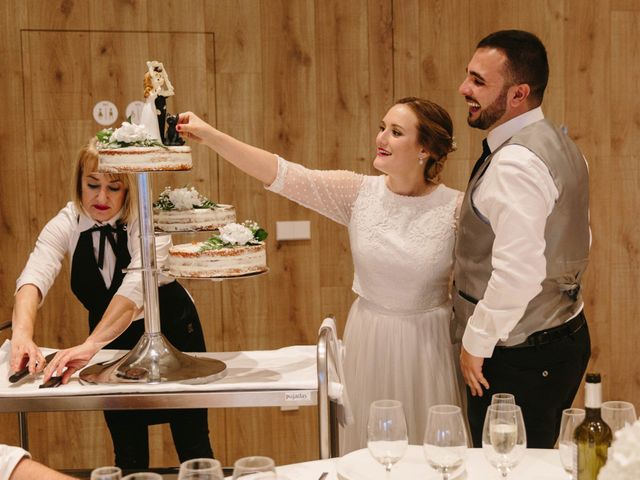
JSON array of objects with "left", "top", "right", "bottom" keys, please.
[{"left": 418, "top": 155, "right": 425, "bottom": 166}]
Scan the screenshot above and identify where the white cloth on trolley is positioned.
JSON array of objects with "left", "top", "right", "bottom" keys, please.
[{"left": 0, "top": 340, "right": 342, "bottom": 400}]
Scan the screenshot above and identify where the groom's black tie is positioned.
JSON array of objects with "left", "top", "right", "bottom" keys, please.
[{"left": 468, "top": 139, "right": 491, "bottom": 183}]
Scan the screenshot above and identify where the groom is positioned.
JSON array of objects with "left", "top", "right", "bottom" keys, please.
[{"left": 452, "top": 30, "right": 591, "bottom": 448}]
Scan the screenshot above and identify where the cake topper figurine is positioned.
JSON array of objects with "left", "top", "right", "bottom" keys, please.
[
  {"left": 165, "top": 114, "right": 185, "bottom": 146},
  {"left": 139, "top": 61, "right": 176, "bottom": 144}
]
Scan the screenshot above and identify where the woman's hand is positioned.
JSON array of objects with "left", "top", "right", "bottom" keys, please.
[
  {"left": 11, "top": 284, "right": 43, "bottom": 374},
  {"left": 10, "top": 335, "right": 45, "bottom": 374},
  {"left": 176, "top": 111, "right": 215, "bottom": 144},
  {"left": 43, "top": 341, "right": 102, "bottom": 384}
]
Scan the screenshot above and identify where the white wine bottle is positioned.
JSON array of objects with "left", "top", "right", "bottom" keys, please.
[{"left": 573, "top": 373, "right": 612, "bottom": 480}]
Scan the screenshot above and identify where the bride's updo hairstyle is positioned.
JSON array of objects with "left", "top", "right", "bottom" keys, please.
[{"left": 395, "top": 97, "right": 456, "bottom": 183}]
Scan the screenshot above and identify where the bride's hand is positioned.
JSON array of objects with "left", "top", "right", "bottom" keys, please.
[{"left": 176, "top": 111, "right": 214, "bottom": 144}]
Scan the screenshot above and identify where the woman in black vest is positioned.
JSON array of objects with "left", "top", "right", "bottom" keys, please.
[{"left": 10, "top": 140, "right": 213, "bottom": 468}]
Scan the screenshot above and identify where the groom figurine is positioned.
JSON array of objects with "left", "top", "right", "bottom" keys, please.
[{"left": 452, "top": 30, "right": 591, "bottom": 448}]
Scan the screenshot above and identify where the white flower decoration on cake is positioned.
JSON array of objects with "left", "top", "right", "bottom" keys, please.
[
  {"left": 154, "top": 186, "right": 216, "bottom": 211},
  {"left": 598, "top": 418, "right": 640, "bottom": 480},
  {"left": 218, "top": 223, "right": 254, "bottom": 245},
  {"left": 110, "top": 121, "right": 154, "bottom": 144},
  {"left": 166, "top": 187, "right": 204, "bottom": 210}
]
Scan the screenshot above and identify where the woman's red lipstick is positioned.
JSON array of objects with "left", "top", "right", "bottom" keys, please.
[{"left": 94, "top": 205, "right": 110, "bottom": 211}]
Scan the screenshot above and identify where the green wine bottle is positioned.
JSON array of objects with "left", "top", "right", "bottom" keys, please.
[{"left": 573, "top": 373, "right": 612, "bottom": 480}]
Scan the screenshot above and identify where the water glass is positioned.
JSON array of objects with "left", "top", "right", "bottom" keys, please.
[
  {"left": 367, "top": 399, "right": 409, "bottom": 473},
  {"left": 482, "top": 403, "right": 526, "bottom": 478},
  {"left": 423, "top": 404, "right": 468, "bottom": 480},
  {"left": 601, "top": 400, "right": 637, "bottom": 433},
  {"left": 178, "top": 458, "right": 224, "bottom": 480},
  {"left": 558, "top": 408, "right": 585, "bottom": 476},
  {"left": 91, "top": 466, "right": 122, "bottom": 480},
  {"left": 121, "top": 474, "right": 162, "bottom": 480},
  {"left": 232, "top": 456, "right": 277, "bottom": 479},
  {"left": 491, "top": 393, "right": 516, "bottom": 405}
]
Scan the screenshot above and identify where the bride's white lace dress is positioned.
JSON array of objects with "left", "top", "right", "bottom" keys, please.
[{"left": 268, "top": 156, "right": 463, "bottom": 453}]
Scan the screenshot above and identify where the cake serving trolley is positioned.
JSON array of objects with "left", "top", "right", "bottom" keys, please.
[{"left": 80, "top": 171, "right": 229, "bottom": 384}]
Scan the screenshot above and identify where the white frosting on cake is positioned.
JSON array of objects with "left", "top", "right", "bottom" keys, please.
[
  {"left": 154, "top": 205, "right": 236, "bottom": 231},
  {"left": 98, "top": 146, "right": 192, "bottom": 172},
  {"left": 169, "top": 242, "right": 267, "bottom": 277}
]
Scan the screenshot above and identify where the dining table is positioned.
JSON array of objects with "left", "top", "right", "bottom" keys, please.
[
  {"left": 64, "top": 445, "right": 568, "bottom": 479},
  {"left": 260, "top": 445, "right": 568, "bottom": 479}
]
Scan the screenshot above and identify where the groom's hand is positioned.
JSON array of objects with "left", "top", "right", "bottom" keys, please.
[{"left": 460, "top": 347, "right": 490, "bottom": 396}]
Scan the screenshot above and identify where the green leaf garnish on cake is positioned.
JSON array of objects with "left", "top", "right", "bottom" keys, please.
[
  {"left": 96, "top": 121, "right": 167, "bottom": 149},
  {"left": 200, "top": 221, "right": 268, "bottom": 251},
  {"left": 153, "top": 186, "right": 219, "bottom": 211}
]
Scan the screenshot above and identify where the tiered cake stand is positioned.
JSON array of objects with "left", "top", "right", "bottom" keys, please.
[{"left": 80, "top": 171, "right": 228, "bottom": 384}]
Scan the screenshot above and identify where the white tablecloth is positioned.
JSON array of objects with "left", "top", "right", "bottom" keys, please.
[
  {"left": 253, "top": 446, "right": 567, "bottom": 480},
  {"left": 0, "top": 340, "right": 342, "bottom": 399}
]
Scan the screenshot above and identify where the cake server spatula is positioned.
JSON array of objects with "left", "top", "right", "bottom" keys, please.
[{"left": 8, "top": 352, "right": 57, "bottom": 383}]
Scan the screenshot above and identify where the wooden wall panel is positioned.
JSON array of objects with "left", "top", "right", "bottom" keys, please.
[
  {"left": 418, "top": 0, "right": 471, "bottom": 190},
  {"left": 565, "top": 0, "right": 613, "bottom": 403},
  {"left": 222, "top": 0, "right": 320, "bottom": 464},
  {"left": 609, "top": 11, "right": 640, "bottom": 403},
  {"left": 393, "top": 0, "right": 420, "bottom": 96},
  {"left": 1, "top": 0, "right": 639, "bottom": 471},
  {"left": 314, "top": 0, "right": 370, "bottom": 341},
  {"left": 516, "top": 0, "right": 565, "bottom": 125}
]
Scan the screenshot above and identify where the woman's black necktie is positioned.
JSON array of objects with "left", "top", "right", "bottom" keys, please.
[
  {"left": 86, "top": 224, "right": 118, "bottom": 269},
  {"left": 468, "top": 139, "right": 491, "bottom": 183}
]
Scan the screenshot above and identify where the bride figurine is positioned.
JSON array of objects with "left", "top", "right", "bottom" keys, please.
[{"left": 139, "top": 60, "right": 175, "bottom": 143}]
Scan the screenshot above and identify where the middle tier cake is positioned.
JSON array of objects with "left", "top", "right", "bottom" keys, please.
[
  {"left": 169, "top": 221, "right": 268, "bottom": 278},
  {"left": 153, "top": 186, "right": 235, "bottom": 232}
]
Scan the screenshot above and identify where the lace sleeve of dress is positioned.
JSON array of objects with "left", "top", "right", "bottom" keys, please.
[{"left": 266, "top": 155, "right": 365, "bottom": 226}]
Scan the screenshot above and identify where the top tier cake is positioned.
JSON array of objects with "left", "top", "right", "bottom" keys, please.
[{"left": 97, "top": 61, "right": 192, "bottom": 173}]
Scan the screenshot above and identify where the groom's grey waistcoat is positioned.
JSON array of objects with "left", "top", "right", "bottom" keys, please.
[{"left": 451, "top": 119, "right": 589, "bottom": 347}]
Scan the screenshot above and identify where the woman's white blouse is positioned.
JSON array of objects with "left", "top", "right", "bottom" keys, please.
[{"left": 15, "top": 202, "right": 173, "bottom": 313}]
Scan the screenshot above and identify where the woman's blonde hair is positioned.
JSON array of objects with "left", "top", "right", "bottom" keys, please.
[{"left": 71, "top": 138, "right": 138, "bottom": 223}]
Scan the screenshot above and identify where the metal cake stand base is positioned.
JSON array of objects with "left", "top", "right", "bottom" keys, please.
[{"left": 80, "top": 332, "right": 227, "bottom": 384}]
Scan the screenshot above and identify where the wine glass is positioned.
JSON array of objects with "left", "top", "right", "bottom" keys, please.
[
  {"left": 178, "top": 458, "right": 224, "bottom": 480},
  {"left": 423, "top": 404, "right": 468, "bottom": 480},
  {"left": 91, "top": 466, "right": 122, "bottom": 480},
  {"left": 558, "top": 408, "right": 585, "bottom": 477},
  {"left": 601, "top": 400, "right": 637, "bottom": 433},
  {"left": 482, "top": 403, "right": 526, "bottom": 478},
  {"left": 367, "top": 399, "right": 409, "bottom": 474},
  {"left": 491, "top": 393, "right": 515, "bottom": 405},
  {"left": 121, "top": 474, "right": 162, "bottom": 480},
  {"left": 232, "top": 456, "right": 277, "bottom": 479}
]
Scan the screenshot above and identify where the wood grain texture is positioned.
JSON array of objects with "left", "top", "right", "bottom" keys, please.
[
  {"left": 564, "top": 0, "right": 613, "bottom": 405},
  {"left": 0, "top": 0, "right": 638, "bottom": 471},
  {"left": 608, "top": 10, "right": 640, "bottom": 403}
]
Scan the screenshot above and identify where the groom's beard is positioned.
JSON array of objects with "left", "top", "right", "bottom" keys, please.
[{"left": 468, "top": 86, "right": 509, "bottom": 130}]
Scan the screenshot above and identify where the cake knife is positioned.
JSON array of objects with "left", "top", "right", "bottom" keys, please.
[{"left": 8, "top": 352, "right": 57, "bottom": 383}]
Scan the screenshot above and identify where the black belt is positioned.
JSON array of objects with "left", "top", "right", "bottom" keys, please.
[{"left": 497, "top": 312, "right": 586, "bottom": 349}]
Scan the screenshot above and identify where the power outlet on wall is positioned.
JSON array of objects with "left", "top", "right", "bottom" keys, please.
[{"left": 276, "top": 221, "right": 311, "bottom": 241}]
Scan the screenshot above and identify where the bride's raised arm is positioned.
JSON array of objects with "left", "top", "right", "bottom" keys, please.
[{"left": 177, "top": 112, "right": 279, "bottom": 186}]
